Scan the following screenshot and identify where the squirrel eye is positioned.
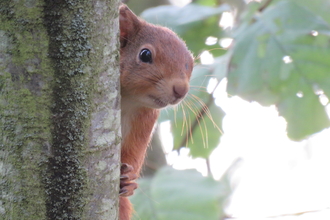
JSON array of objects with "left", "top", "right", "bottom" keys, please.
[{"left": 139, "top": 49, "right": 152, "bottom": 63}]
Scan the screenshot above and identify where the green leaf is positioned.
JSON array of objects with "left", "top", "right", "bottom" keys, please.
[
  {"left": 275, "top": 0, "right": 330, "bottom": 24},
  {"left": 159, "top": 57, "right": 228, "bottom": 158},
  {"left": 194, "top": 0, "right": 218, "bottom": 7},
  {"left": 141, "top": 3, "right": 230, "bottom": 57},
  {"left": 227, "top": 0, "right": 330, "bottom": 140},
  {"left": 131, "top": 167, "right": 230, "bottom": 220},
  {"left": 187, "top": 102, "right": 224, "bottom": 158},
  {"left": 278, "top": 90, "right": 329, "bottom": 140}
]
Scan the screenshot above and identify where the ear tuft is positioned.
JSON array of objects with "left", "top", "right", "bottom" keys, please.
[{"left": 119, "top": 4, "right": 141, "bottom": 48}]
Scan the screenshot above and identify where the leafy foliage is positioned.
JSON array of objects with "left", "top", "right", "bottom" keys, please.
[
  {"left": 159, "top": 56, "right": 228, "bottom": 158},
  {"left": 142, "top": 3, "right": 229, "bottom": 158},
  {"left": 131, "top": 0, "right": 330, "bottom": 218},
  {"left": 227, "top": 0, "right": 330, "bottom": 140},
  {"left": 141, "top": 3, "right": 229, "bottom": 57},
  {"left": 140, "top": 0, "right": 330, "bottom": 158},
  {"left": 130, "top": 166, "right": 230, "bottom": 220}
]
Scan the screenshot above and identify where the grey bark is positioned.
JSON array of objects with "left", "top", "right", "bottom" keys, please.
[{"left": 0, "top": 0, "right": 121, "bottom": 219}]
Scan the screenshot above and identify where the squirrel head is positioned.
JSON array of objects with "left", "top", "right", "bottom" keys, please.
[{"left": 119, "top": 5, "right": 193, "bottom": 109}]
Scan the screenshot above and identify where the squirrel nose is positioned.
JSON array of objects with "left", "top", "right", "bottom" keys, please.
[{"left": 173, "top": 84, "right": 188, "bottom": 99}]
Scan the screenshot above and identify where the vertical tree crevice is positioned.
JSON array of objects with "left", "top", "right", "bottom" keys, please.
[{"left": 43, "top": 1, "right": 92, "bottom": 219}]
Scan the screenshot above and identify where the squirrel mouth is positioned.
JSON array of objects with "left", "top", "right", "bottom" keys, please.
[{"left": 149, "top": 95, "right": 167, "bottom": 108}]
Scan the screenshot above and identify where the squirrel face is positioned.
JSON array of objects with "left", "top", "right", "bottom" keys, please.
[{"left": 119, "top": 5, "right": 193, "bottom": 109}]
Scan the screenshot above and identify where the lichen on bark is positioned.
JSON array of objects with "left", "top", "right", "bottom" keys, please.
[
  {"left": 0, "top": 1, "right": 53, "bottom": 219},
  {"left": 0, "top": 0, "right": 121, "bottom": 219}
]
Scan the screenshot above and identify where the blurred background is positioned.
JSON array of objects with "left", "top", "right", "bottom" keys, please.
[{"left": 125, "top": 0, "right": 330, "bottom": 219}]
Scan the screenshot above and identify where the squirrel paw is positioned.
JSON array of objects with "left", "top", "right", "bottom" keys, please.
[{"left": 120, "top": 163, "right": 138, "bottom": 197}]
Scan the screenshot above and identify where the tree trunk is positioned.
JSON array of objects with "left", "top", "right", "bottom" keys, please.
[{"left": 0, "top": 0, "right": 121, "bottom": 219}]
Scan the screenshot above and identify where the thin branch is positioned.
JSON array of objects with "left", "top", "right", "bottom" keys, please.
[
  {"left": 205, "top": 157, "right": 212, "bottom": 177},
  {"left": 258, "top": 0, "right": 272, "bottom": 12}
]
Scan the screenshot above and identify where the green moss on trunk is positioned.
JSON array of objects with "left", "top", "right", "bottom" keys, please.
[
  {"left": 0, "top": 0, "right": 120, "bottom": 219},
  {"left": 0, "top": 1, "right": 53, "bottom": 219}
]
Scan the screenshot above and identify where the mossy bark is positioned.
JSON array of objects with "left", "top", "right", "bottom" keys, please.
[{"left": 0, "top": 0, "right": 121, "bottom": 219}]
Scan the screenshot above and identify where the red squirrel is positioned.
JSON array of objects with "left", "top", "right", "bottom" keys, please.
[{"left": 119, "top": 5, "right": 193, "bottom": 220}]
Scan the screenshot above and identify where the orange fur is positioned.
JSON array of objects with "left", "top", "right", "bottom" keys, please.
[
  {"left": 119, "top": 4, "right": 193, "bottom": 219},
  {"left": 121, "top": 108, "right": 159, "bottom": 173},
  {"left": 119, "top": 108, "right": 158, "bottom": 220},
  {"left": 119, "top": 197, "right": 132, "bottom": 220}
]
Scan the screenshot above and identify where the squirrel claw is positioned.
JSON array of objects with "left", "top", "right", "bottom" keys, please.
[
  {"left": 120, "top": 163, "right": 138, "bottom": 197},
  {"left": 119, "top": 188, "right": 128, "bottom": 195},
  {"left": 119, "top": 182, "right": 138, "bottom": 197},
  {"left": 121, "top": 163, "right": 134, "bottom": 174}
]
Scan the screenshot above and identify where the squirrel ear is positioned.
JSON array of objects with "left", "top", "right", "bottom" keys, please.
[{"left": 119, "top": 4, "right": 141, "bottom": 48}]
